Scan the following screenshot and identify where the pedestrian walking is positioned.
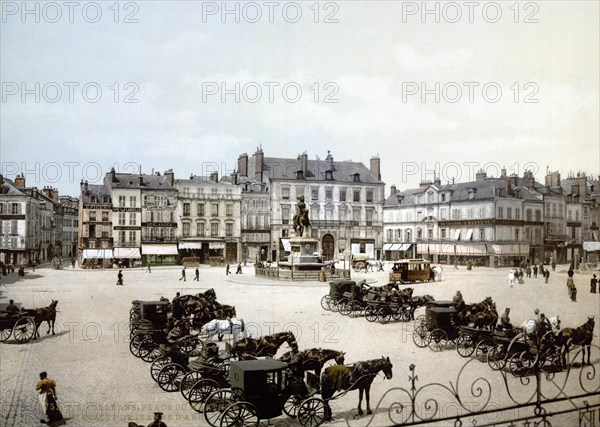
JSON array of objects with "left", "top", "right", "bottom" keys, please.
[
  {"left": 507, "top": 270, "right": 515, "bottom": 288},
  {"left": 194, "top": 267, "right": 199, "bottom": 281},
  {"left": 117, "top": 270, "right": 123, "bottom": 285},
  {"left": 226, "top": 263, "right": 230, "bottom": 275},
  {"left": 35, "top": 371, "right": 65, "bottom": 426},
  {"left": 552, "top": 260, "right": 556, "bottom": 271},
  {"left": 146, "top": 263, "right": 151, "bottom": 273},
  {"left": 533, "top": 264, "right": 538, "bottom": 278},
  {"left": 32, "top": 261, "right": 36, "bottom": 272},
  {"left": 544, "top": 269, "right": 550, "bottom": 284},
  {"left": 71, "top": 258, "right": 76, "bottom": 269},
  {"left": 567, "top": 275, "right": 577, "bottom": 302},
  {"left": 179, "top": 267, "right": 186, "bottom": 281},
  {"left": 235, "top": 263, "right": 242, "bottom": 274},
  {"left": 591, "top": 274, "right": 597, "bottom": 294}
]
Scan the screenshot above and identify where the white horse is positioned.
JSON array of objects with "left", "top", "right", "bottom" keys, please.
[
  {"left": 432, "top": 265, "right": 443, "bottom": 281},
  {"left": 522, "top": 316, "right": 561, "bottom": 335},
  {"left": 202, "top": 318, "right": 249, "bottom": 343}
]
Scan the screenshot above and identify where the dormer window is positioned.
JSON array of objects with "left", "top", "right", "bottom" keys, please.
[
  {"left": 353, "top": 173, "right": 360, "bottom": 182},
  {"left": 467, "top": 187, "right": 477, "bottom": 200},
  {"left": 296, "top": 170, "right": 304, "bottom": 180},
  {"left": 324, "top": 170, "right": 333, "bottom": 181}
]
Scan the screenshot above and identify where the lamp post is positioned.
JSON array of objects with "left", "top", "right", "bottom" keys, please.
[{"left": 260, "top": 248, "right": 265, "bottom": 262}]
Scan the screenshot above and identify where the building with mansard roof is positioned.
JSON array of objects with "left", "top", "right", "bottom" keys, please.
[{"left": 236, "top": 148, "right": 385, "bottom": 262}]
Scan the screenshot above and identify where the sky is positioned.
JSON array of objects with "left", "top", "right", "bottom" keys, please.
[{"left": 1, "top": 1, "right": 599, "bottom": 197}]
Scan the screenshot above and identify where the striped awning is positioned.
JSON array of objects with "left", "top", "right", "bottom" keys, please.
[
  {"left": 113, "top": 247, "right": 141, "bottom": 259},
  {"left": 583, "top": 241, "right": 600, "bottom": 251},
  {"left": 178, "top": 241, "right": 203, "bottom": 250},
  {"left": 82, "top": 249, "right": 113, "bottom": 259},
  {"left": 281, "top": 239, "right": 291, "bottom": 251},
  {"left": 142, "top": 244, "right": 178, "bottom": 255}
]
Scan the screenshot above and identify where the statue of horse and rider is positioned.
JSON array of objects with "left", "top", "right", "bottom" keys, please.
[{"left": 292, "top": 196, "right": 311, "bottom": 237}]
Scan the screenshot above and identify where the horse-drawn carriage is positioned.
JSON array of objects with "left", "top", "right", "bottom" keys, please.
[
  {"left": 389, "top": 259, "right": 434, "bottom": 284},
  {"left": 202, "top": 359, "right": 328, "bottom": 427},
  {"left": 0, "top": 303, "right": 37, "bottom": 343}
]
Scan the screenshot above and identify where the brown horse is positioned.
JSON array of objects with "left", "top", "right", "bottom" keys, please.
[
  {"left": 34, "top": 300, "right": 58, "bottom": 338},
  {"left": 321, "top": 356, "right": 393, "bottom": 420},
  {"left": 469, "top": 302, "right": 498, "bottom": 330},
  {"left": 230, "top": 331, "right": 298, "bottom": 359},
  {"left": 279, "top": 348, "right": 345, "bottom": 379},
  {"left": 556, "top": 317, "right": 595, "bottom": 366}
]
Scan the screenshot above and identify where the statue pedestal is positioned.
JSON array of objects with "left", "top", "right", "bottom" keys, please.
[{"left": 289, "top": 236, "right": 318, "bottom": 264}]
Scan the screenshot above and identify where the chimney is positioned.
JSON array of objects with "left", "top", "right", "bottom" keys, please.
[
  {"left": 298, "top": 151, "right": 308, "bottom": 178},
  {"left": 110, "top": 167, "right": 118, "bottom": 182},
  {"left": 164, "top": 169, "right": 174, "bottom": 186},
  {"left": 523, "top": 170, "right": 535, "bottom": 190},
  {"left": 475, "top": 169, "right": 487, "bottom": 181},
  {"left": 370, "top": 155, "right": 381, "bottom": 181},
  {"left": 576, "top": 173, "right": 587, "bottom": 198},
  {"left": 390, "top": 184, "right": 397, "bottom": 197},
  {"left": 139, "top": 176, "right": 144, "bottom": 186},
  {"left": 545, "top": 170, "right": 561, "bottom": 189},
  {"left": 254, "top": 148, "right": 264, "bottom": 182},
  {"left": 434, "top": 176, "right": 441, "bottom": 187},
  {"left": 84, "top": 180, "right": 88, "bottom": 192},
  {"left": 326, "top": 150, "right": 334, "bottom": 171},
  {"left": 15, "top": 174, "right": 25, "bottom": 189},
  {"left": 238, "top": 153, "right": 248, "bottom": 177},
  {"left": 500, "top": 167, "right": 507, "bottom": 178},
  {"left": 419, "top": 180, "right": 432, "bottom": 188},
  {"left": 210, "top": 171, "right": 219, "bottom": 183}
]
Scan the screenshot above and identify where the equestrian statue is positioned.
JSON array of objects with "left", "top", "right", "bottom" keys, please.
[{"left": 292, "top": 196, "right": 311, "bottom": 237}]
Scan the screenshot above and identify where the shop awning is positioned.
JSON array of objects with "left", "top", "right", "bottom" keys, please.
[
  {"left": 583, "top": 241, "right": 600, "bottom": 251},
  {"left": 82, "top": 249, "right": 112, "bottom": 259},
  {"left": 453, "top": 230, "right": 461, "bottom": 241},
  {"left": 488, "top": 244, "right": 529, "bottom": 256},
  {"left": 113, "top": 247, "right": 141, "bottom": 259},
  {"left": 465, "top": 229, "right": 474, "bottom": 241},
  {"left": 142, "top": 244, "right": 178, "bottom": 255},
  {"left": 209, "top": 242, "right": 224, "bottom": 250},
  {"left": 398, "top": 243, "right": 412, "bottom": 251},
  {"left": 281, "top": 239, "right": 291, "bottom": 251},
  {"left": 383, "top": 243, "right": 394, "bottom": 251},
  {"left": 178, "top": 241, "right": 203, "bottom": 250},
  {"left": 592, "top": 231, "right": 598, "bottom": 240}
]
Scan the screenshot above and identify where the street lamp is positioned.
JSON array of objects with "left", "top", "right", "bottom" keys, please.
[{"left": 260, "top": 248, "right": 265, "bottom": 262}]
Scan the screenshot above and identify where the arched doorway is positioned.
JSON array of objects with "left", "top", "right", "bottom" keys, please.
[{"left": 322, "top": 234, "right": 335, "bottom": 261}]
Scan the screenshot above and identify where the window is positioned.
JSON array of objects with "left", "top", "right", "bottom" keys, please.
[
  {"left": 441, "top": 194, "right": 446, "bottom": 202},
  {"left": 130, "top": 196, "right": 136, "bottom": 208},
  {"left": 211, "top": 203, "right": 219, "bottom": 217},
  {"left": 576, "top": 210, "right": 580, "bottom": 222},
  {"left": 353, "top": 173, "right": 360, "bottom": 182},
  {"left": 441, "top": 228, "right": 447, "bottom": 239},
  {"left": 118, "top": 231, "right": 126, "bottom": 243},
  {"left": 226, "top": 223, "right": 233, "bottom": 237},
  {"left": 352, "top": 208, "right": 360, "bottom": 224},
  {"left": 353, "top": 189, "right": 360, "bottom": 202},
  {"left": 11, "top": 203, "right": 19, "bottom": 214},
  {"left": 311, "top": 188, "right": 319, "bottom": 201},
  {"left": 282, "top": 207, "right": 290, "bottom": 225},
  {"left": 515, "top": 228, "right": 520, "bottom": 240},
  {"left": 535, "top": 210, "right": 542, "bottom": 222},
  {"left": 183, "top": 203, "right": 190, "bottom": 216},
  {"left": 89, "top": 211, "right": 97, "bottom": 222},
  {"left": 197, "top": 221, "right": 205, "bottom": 236},
  {"left": 118, "top": 196, "right": 126, "bottom": 206},
  {"left": 129, "top": 213, "right": 136, "bottom": 226},
  {"left": 183, "top": 223, "right": 190, "bottom": 236},
  {"left": 467, "top": 208, "right": 474, "bottom": 219},
  {"left": 129, "top": 231, "right": 136, "bottom": 243},
  {"left": 210, "top": 222, "right": 219, "bottom": 237},
  {"left": 440, "top": 208, "right": 447, "bottom": 220},
  {"left": 417, "top": 229, "right": 422, "bottom": 239},
  {"left": 0, "top": 204, "right": 4, "bottom": 214},
  {"left": 366, "top": 209, "right": 373, "bottom": 226},
  {"left": 452, "top": 209, "right": 461, "bottom": 220},
  {"left": 526, "top": 209, "right": 532, "bottom": 221},
  {"left": 507, "top": 207, "right": 512, "bottom": 219},
  {"left": 282, "top": 186, "right": 290, "bottom": 200},
  {"left": 197, "top": 203, "right": 205, "bottom": 217},
  {"left": 226, "top": 204, "right": 233, "bottom": 217},
  {"left": 366, "top": 190, "right": 374, "bottom": 203},
  {"left": 428, "top": 229, "right": 433, "bottom": 239},
  {"left": 339, "top": 188, "right": 346, "bottom": 202},
  {"left": 479, "top": 228, "right": 485, "bottom": 240},
  {"left": 295, "top": 186, "right": 304, "bottom": 198},
  {"left": 118, "top": 213, "right": 126, "bottom": 226},
  {"left": 102, "top": 211, "right": 109, "bottom": 222},
  {"left": 325, "top": 188, "right": 333, "bottom": 201},
  {"left": 497, "top": 207, "right": 504, "bottom": 219},
  {"left": 515, "top": 208, "right": 520, "bottom": 220}
]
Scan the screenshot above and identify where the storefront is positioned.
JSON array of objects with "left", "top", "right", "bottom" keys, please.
[
  {"left": 142, "top": 244, "right": 178, "bottom": 266},
  {"left": 416, "top": 242, "right": 489, "bottom": 266},
  {"left": 383, "top": 243, "right": 413, "bottom": 261},
  {"left": 112, "top": 247, "right": 142, "bottom": 268},
  {"left": 81, "top": 249, "right": 113, "bottom": 269},
  {"left": 178, "top": 239, "right": 226, "bottom": 265}
]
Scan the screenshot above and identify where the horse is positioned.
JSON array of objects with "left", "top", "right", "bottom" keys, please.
[
  {"left": 191, "top": 305, "right": 236, "bottom": 329},
  {"left": 432, "top": 265, "right": 443, "bottom": 281},
  {"left": 556, "top": 317, "right": 595, "bottom": 366},
  {"left": 279, "top": 348, "right": 345, "bottom": 379},
  {"left": 202, "top": 317, "right": 249, "bottom": 343},
  {"left": 469, "top": 303, "right": 498, "bottom": 330},
  {"left": 230, "top": 331, "right": 298, "bottom": 359},
  {"left": 321, "top": 356, "right": 393, "bottom": 420},
  {"left": 34, "top": 300, "right": 58, "bottom": 338}
]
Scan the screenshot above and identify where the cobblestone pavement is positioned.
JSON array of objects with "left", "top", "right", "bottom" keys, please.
[{"left": 1, "top": 263, "right": 599, "bottom": 427}]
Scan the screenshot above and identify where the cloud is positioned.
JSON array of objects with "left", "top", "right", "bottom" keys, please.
[
  {"left": 152, "top": 31, "right": 210, "bottom": 55},
  {"left": 391, "top": 44, "right": 474, "bottom": 74}
]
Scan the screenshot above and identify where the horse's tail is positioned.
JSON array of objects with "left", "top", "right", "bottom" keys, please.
[{"left": 240, "top": 318, "right": 245, "bottom": 333}]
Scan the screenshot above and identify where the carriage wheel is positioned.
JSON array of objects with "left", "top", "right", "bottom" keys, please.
[
  {"left": 129, "top": 332, "right": 146, "bottom": 357},
  {"left": 509, "top": 351, "right": 533, "bottom": 376},
  {"left": 215, "top": 360, "right": 231, "bottom": 382},
  {"left": 428, "top": 329, "right": 448, "bottom": 352},
  {"left": 189, "top": 378, "right": 220, "bottom": 413},
  {"left": 157, "top": 363, "right": 186, "bottom": 392},
  {"left": 400, "top": 309, "right": 412, "bottom": 322},
  {"left": 475, "top": 339, "right": 494, "bottom": 363},
  {"left": 139, "top": 338, "right": 161, "bottom": 362},
  {"left": 13, "top": 317, "right": 36, "bottom": 343},
  {"left": 365, "top": 305, "right": 378, "bottom": 322},
  {"left": 181, "top": 336, "right": 203, "bottom": 357},
  {"left": 338, "top": 300, "right": 351, "bottom": 316},
  {"left": 283, "top": 394, "right": 304, "bottom": 418},
  {"left": 377, "top": 307, "right": 391, "bottom": 324},
  {"left": 298, "top": 397, "right": 327, "bottom": 427},
  {"left": 412, "top": 325, "right": 430, "bottom": 348},
  {"left": 414, "top": 315, "right": 426, "bottom": 328},
  {"left": 180, "top": 371, "right": 203, "bottom": 401},
  {"left": 348, "top": 301, "right": 363, "bottom": 318},
  {"left": 329, "top": 299, "right": 340, "bottom": 313},
  {"left": 220, "top": 401, "right": 259, "bottom": 427},
  {"left": 0, "top": 326, "right": 11, "bottom": 342},
  {"left": 203, "top": 388, "right": 234, "bottom": 427},
  {"left": 455, "top": 333, "right": 475, "bottom": 357},
  {"left": 353, "top": 262, "right": 365, "bottom": 272},
  {"left": 129, "top": 307, "right": 141, "bottom": 322},
  {"left": 487, "top": 345, "right": 507, "bottom": 371},
  {"left": 320, "top": 295, "right": 331, "bottom": 311},
  {"left": 151, "top": 356, "right": 172, "bottom": 382}
]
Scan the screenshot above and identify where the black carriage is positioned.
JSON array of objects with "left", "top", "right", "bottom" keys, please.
[
  {"left": 203, "top": 359, "right": 327, "bottom": 427},
  {"left": 0, "top": 303, "right": 36, "bottom": 344},
  {"left": 321, "top": 280, "right": 355, "bottom": 312},
  {"left": 413, "top": 304, "right": 462, "bottom": 352}
]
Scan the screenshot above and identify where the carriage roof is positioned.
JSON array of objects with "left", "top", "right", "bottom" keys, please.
[
  {"left": 231, "top": 359, "right": 288, "bottom": 373},
  {"left": 393, "top": 259, "right": 431, "bottom": 265}
]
